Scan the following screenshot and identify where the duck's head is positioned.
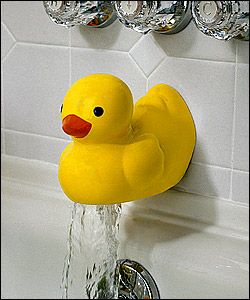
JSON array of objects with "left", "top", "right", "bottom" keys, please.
[{"left": 61, "top": 74, "right": 134, "bottom": 143}]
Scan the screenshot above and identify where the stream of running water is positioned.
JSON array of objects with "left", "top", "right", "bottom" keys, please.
[{"left": 61, "top": 203, "right": 122, "bottom": 299}]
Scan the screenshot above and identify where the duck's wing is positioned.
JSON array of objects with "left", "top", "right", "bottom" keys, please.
[{"left": 122, "top": 134, "right": 164, "bottom": 189}]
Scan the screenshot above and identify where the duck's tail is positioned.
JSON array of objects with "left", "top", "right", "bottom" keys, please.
[{"left": 133, "top": 83, "right": 196, "bottom": 189}]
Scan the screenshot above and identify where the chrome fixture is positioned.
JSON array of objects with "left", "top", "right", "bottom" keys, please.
[
  {"left": 42, "top": 1, "right": 249, "bottom": 42},
  {"left": 116, "top": 259, "right": 160, "bottom": 299},
  {"left": 113, "top": 1, "right": 192, "bottom": 34},
  {"left": 191, "top": 1, "right": 249, "bottom": 41},
  {"left": 43, "top": 1, "right": 116, "bottom": 28}
]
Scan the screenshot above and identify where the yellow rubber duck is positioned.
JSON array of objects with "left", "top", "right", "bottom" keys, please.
[{"left": 59, "top": 74, "right": 196, "bottom": 205}]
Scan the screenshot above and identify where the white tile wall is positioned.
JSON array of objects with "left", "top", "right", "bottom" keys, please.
[
  {"left": 148, "top": 57, "right": 235, "bottom": 168},
  {"left": 237, "top": 41, "right": 249, "bottom": 64},
  {"left": 70, "top": 20, "right": 141, "bottom": 51},
  {"left": 3, "top": 43, "right": 70, "bottom": 139},
  {"left": 1, "top": 1, "right": 69, "bottom": 46},
  {"left": 232, "top": 170, "right": 249, "bottom": 205},
  {"left": 1, "top": 22, "right": 15, "bottom": 60},
  {"left": 4, "top": 130, "right": 69, "bottom": 165},
  {"left": 70, "top": 48, "right": 146, "bottom": 100},
  {"left": 1, "top": 1, "right": 249, "bottom": 206},
  {"left": 233, "top": 64, "right": 249, "bottom": 172},
  {"left": 130, "top": 34, "right": 165, "bottom": 76},
  {"left": 152, "top": 21, "right": 237, "bottom": 63},
  {"left": 176, "top": 162, "right": 232, "bottom": 200}
]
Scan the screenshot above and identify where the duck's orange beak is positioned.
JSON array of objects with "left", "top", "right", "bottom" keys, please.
[{"left": 62, "top": 114, "right": 92, "bottom": 138}]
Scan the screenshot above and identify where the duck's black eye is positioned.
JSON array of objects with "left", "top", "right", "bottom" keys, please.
[
  {"left": 93, "top": 107, "right": 104, "bottom": 117},
  {"left": 60, "top": 104, "right": 63, "bottom": 113}
]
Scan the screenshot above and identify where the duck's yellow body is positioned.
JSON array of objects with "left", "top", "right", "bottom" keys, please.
[{"left": 59, "top": 74, "right": 196, "bottom": 205}]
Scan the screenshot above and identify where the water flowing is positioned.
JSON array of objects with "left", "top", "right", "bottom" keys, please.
[{"left": 61, "top": 203, "right": 122, "bottom": 299}]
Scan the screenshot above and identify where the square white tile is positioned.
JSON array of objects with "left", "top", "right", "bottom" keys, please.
[
  {"left": 232, "top": 170, "right": 249, "bottom": 205},
  {"left": 4, "top": 130, "right": 70, "bottom": 164},
  {"left": 2, "top": 43, "right": 70, "bottom": 139},
  {"left": 176, "top": 162, "right": 231, "bottom": 199},
  {"left": 2, "top": 1, "right": 69, "bottom": 46},
  {"left": 130, "top": 34, "right": 165, "bottom": 76}
]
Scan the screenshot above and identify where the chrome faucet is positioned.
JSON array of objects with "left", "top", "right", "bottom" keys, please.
[
  {"left": 43, "top": 1, "right": 117, "bottom": 28},
  {"left": 42, "top": 1, "right": 249, "bottom": 42},
  {"left": 113, "top": 1, "right": 192, "bottom": 34},
  {"left": 191, "top": 1, "right": 249, "bottom": 41},
  {"left": 116, "top": 259, "right": 160, "bottom": 299}
]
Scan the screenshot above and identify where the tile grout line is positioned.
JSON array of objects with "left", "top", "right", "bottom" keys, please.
[
  {"left": 3, "top": 128, "right": 71, "bottom": 143},
  {"left": 1, "top": 41, "right": 17, "bottom": 65},
  {"left": 128, "top": 51, "right": 148, "bottom": 79},
  {"left": 229, "top": 43, "right": 239, "bottom": 201},
  {"left": 1, "top": 51, "right": 6, "bottom": 154},
  {"left": 128, "top": 51, "right": 148, "bottom": 81},
  {"left": 16, "top": 40, "right": 128, "bottom": 54},
  {"left": 1, "top": 21, "right": 16, "bottom": 42},
  {"left": 128, "top": 34, "right": 144, "bottom": 55},
  {"left": 1, "top": 21, "right": 17, "bottom": 63},
  {"left": 146, "top": 53, "right": 166, "bottom": 79},
  {"left": 1, "top": 21, "right": 18, "bottom": 65},
  {"left": 69, "top": 29, "right": 72, "bottom": 87},
  {"left": 191, "top": 161, "right": 233, "bottom": 171},
  {"left": 148, "top": 56, "right": 168, "bottom": 80},
  {"left": 231, "top": 169, "right": 250, "bottom": 175},
  {"left": 16, "top": 40, "right": 70, "bottom": 50},
  {"left": 8, "top": 40, "right": 242, "bottom": 66},
  {"left": 69, "top": 42, "right": 129, "bottom": 53},
  {"left": 174, "top": 186, "right": 233, "bottom": 203}
]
